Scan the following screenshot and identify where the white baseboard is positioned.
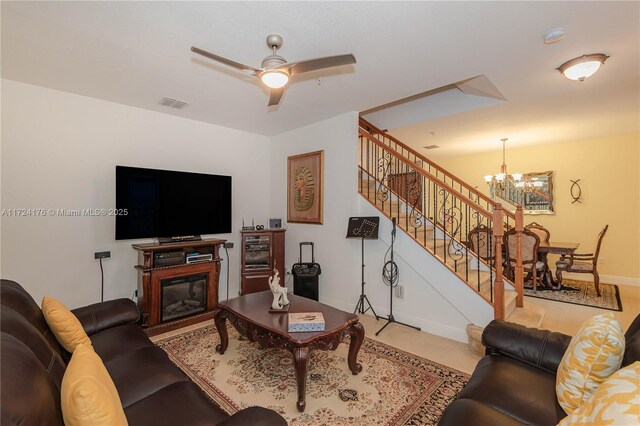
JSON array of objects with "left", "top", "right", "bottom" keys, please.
[
  {"left": 562, "top": 272, "right": 640, "bottom": 287},
  {"left": 319, "top": 296, "right": 468, "bottom": 343},
  {"left": 368, "top": 306, "right": 469, "bottom": 343}
]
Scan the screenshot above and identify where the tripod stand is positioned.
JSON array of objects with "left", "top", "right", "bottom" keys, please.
[
  {"left": 376, "top": 218, "right": 421, "bottom": 336},
  {"left": 354, "top": 237, "right": 379, "bottom": 319},
  {"left": 346, "top": 217, "right": 380, "bottom": 319}
]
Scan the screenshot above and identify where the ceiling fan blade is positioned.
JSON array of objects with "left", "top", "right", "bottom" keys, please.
[
  {"left": 268, "top": 87, "right": 286, "bottom": 107},
  {"left": 278, "top": 54, "right": 356, "bottom": 77},
  {"left": 191, "top": 46, "right": 260, "bottom": 74}
]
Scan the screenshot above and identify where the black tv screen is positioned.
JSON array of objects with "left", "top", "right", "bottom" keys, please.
[{"left": 115, "top": 166, "right": 232, "bottom": 240}]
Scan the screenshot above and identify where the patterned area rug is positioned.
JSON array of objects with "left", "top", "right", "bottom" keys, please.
[
  {"left": 524, "top": 279, "right": 622, "bottom": 311},
  {"left": 156, "top": 324, "right": 469, "bottom": 425}
]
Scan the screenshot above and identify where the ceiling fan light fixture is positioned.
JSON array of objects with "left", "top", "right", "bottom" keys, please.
[
  {"left": 261, "top": 70, "right": 289, "bottom": 89},
  {"left": 557, "top": 54, "right": 609, "bottom": 81}
]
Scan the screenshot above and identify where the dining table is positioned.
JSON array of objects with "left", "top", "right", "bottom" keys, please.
[{"left": 537, "top": 241, "right": 579, "bottom": 289}]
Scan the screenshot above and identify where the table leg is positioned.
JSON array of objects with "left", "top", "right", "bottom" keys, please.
[
  {"left": 213, "top": 308, "right": 228, "bottom": 355},
  {"left": 293, "top": 347, "right": 310, "bottom": 412},
  {"left": 348, "top": 322, "right": 364, "bottom": 375}
]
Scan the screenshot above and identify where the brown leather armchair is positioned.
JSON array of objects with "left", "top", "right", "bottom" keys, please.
[{"left": 438, "top": 315, "right": 640, "bottom": 426}]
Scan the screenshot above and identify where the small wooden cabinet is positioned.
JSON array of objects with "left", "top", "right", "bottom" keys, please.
[
  {"left": 240, "top": 229, "right": 285, "bottom": 295},
  {"left": 133, "top": 239, "right": 224, "bottom": 335}
]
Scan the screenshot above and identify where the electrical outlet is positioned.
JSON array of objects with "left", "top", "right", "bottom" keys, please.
[
  {"left": 395, "top": 285, "right": 404, "bottom": 298},
  {"left": 94, "top": 251, "right": 111, "bottom": 259},
  {"left": 223, "top": 242, "right": 234, "bottom": 249}
]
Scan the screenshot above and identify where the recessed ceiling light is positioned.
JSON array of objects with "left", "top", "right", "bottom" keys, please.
[{"left": 557, "top": 54, "right": 609, "bottom": 81}]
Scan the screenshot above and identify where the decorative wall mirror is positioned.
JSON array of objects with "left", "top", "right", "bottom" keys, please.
[{"left": 492, "top": 171, "right": 554, "bottom": 215}]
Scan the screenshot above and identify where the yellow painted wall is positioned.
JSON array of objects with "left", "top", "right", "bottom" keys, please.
[{"left": 437, "top": 133, "right": 640, "bottom": 280}]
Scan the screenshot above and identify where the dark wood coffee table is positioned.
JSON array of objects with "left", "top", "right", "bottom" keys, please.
[{"left": 213, "top": 291, "right": 364, "bottom": 412}]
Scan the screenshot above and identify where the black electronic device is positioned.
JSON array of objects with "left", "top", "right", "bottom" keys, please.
[
  {"left": 154, "top": 251, "right": 186, "bottom": 267},
  {"left": 292, "top": 242, "right": 321, "bottom": 301},
  {"left": 241, "top": 218, "right": 255, "bottom": 231},
  {"left": 186, "top": 253, "right": 213, "bottom": 264},
  {"left": 268, "top": 218, "right": 282, "bottom": 229},
  {"left": 115, "top": 166, "right": 232, "bottom": 240},
  {"left": 256, "top": 225, "right": 264, "bottom": 230},
  {"left": 346, "top": 216, "right": 380, "bottom": 319}
]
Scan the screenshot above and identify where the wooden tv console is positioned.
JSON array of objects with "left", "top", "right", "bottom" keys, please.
[{"left": 132, "top": 239, "right": 224, "bottom": 336}]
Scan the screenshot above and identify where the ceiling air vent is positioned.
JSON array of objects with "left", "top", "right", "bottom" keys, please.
[
  {"left": 159, "top": 97, "right": 189, "bottom": 109},
  {"left": 422, "top": 145, "right": 440, "bottom": 150}
]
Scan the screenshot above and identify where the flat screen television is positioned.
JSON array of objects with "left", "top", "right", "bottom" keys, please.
[{"left": 115, "top": 166, "right": 232, "bottom": 240}]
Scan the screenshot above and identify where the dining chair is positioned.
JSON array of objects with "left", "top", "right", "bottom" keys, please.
[
  {"left": 525, "top": 221, "right": 550, "bottom": 243},
  {"left": 555, "top": 225, "right": 609, "bottom": 296},
  {"left": 526, "top": 222, "right": 551, "bottom": 283},
  {"left": 503, "top": 228, "right": 546, "bottom": 291},
  {"left": 468, "top": 225, "right": 494, "bottom": 264}
]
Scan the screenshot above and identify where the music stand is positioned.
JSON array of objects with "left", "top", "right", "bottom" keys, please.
[{"left": 346, "top": 216, "right": 380, "bottom": 319}]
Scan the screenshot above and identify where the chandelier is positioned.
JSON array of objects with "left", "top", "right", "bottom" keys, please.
[
  {"left": 484, "top": 138, "right": 543, "bottom": 194},
  {"left": 484, "top": 138, "right": 523, "bottom": 190}
]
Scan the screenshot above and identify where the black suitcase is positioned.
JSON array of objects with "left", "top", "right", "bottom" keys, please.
[{"left": 292, "top": 242, "right": 321, "bottom": 301}]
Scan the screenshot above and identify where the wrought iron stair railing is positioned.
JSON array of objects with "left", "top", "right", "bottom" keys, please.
[{"left": 358, "top": 118, "right": 525, "bottom": 319}]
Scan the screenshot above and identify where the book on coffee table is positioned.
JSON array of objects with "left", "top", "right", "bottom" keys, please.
[{"left": 288, "top": 312, "right": 325, "bottom": 332}]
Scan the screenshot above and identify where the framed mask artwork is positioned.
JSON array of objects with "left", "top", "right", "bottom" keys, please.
[{"left": 287, "top": 150, "right": 323, "bottom": 224}]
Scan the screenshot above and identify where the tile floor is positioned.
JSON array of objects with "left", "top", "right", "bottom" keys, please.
[{"left": 151, "top": 283, "right": 639, "bottom": 376}]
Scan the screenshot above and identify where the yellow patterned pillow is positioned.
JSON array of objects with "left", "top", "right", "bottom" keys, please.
[
  {"left": 42, "top": 296, "right": 93, "bottom": 353},
  {"left": 556, "top": 313, "right": 625, "bottom": 414},
  {"left": 558, "top": 362, "right": 640, "bottom": 426}
]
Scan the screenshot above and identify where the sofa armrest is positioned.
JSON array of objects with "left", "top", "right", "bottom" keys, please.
[
  {"left": 217, "top": 407, "right": 287, "bottom": 426},
  {"left": 72, "top": 298, "right": 140, "bottom": 335},
  {"left": 482, "top": 320, "right": 572, "bottom": 374}
]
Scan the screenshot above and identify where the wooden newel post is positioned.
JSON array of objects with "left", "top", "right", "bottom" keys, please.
[
  {"left": 514, "top": 206, "right": 525, "bottom": 308},
  {"left": 492, "top": 204, "right": 505, "bottom": 320}
]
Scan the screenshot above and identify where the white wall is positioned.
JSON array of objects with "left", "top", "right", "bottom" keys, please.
[
  {"left": 268, "top": 112, "right": 483, "bottom": 342},
  {"left": 2, "top": 81, "right": 491, "bottom": 343},
  {"left": 269, "top": 112, "right": 361, "bottom": 311},
  {"left": 1, "top": 79, "right": 270, "bottom": 308}
]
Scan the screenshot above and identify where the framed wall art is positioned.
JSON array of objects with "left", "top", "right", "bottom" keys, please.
[{"left": 287, "top": 150, "right": 324, "bottom": 224}]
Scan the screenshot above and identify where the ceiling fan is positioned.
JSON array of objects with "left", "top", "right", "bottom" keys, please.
[{"left": 191, "top": 34, "right": 356, "bottom": 106}]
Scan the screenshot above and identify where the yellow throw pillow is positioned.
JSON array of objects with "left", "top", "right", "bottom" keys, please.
[
  {"left": 556, "top": 312, "right": 625, "bottom": 414},
  {"left": 558, "top": 362, "right": 640, "bottom": 426},
  {"left": 42, "top": 296, "right": 93, "bottom": 353},
  {"left": 61, "top": 344, "right": 128, "bottom": 426}
]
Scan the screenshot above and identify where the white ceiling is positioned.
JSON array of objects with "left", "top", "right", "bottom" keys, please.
[{"left": 2, "top": 1, "right": 638, "bottom": 155}]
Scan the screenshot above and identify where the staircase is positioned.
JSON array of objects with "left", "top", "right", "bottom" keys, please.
[{"left": 357, "top": 117, "right": 543, "bottom": 332}]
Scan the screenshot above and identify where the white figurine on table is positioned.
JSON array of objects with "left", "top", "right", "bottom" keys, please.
[{"left": 269, "top": 268, "right": 289, "bottom": 310}]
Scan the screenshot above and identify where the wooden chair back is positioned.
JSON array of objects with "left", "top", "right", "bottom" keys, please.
[
  {"left": 593, "top": 225, "right": 609, "bottom": 264},
  {"left": 504, "top": 228, "right": 540, "bottom": 268},
  {"left": 525, "top": 221, "right": 550, "bottom": 243},
  {"left": 468, "top": 225, "right": 494, "bottom": 262}
]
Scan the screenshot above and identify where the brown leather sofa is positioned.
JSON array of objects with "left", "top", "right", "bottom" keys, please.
[
  {"left": 0, "top": 279, "right": 287, "bottom": 425},
  {"left": 439, "top": 315, "right": 640, "bottom": 426}
]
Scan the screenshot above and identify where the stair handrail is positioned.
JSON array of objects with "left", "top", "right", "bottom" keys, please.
[
  {"left": 359, "top": 129, "right": 504, "bottom": 314},
  {"left": 359, "top": 117, "right": 515, "bottom": 221},
  {"left": 359, "top": 123, "right": 524, "bottom": 316},
  {"left": 360, "top": 128, "right": 493, "bottom": 221}
]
